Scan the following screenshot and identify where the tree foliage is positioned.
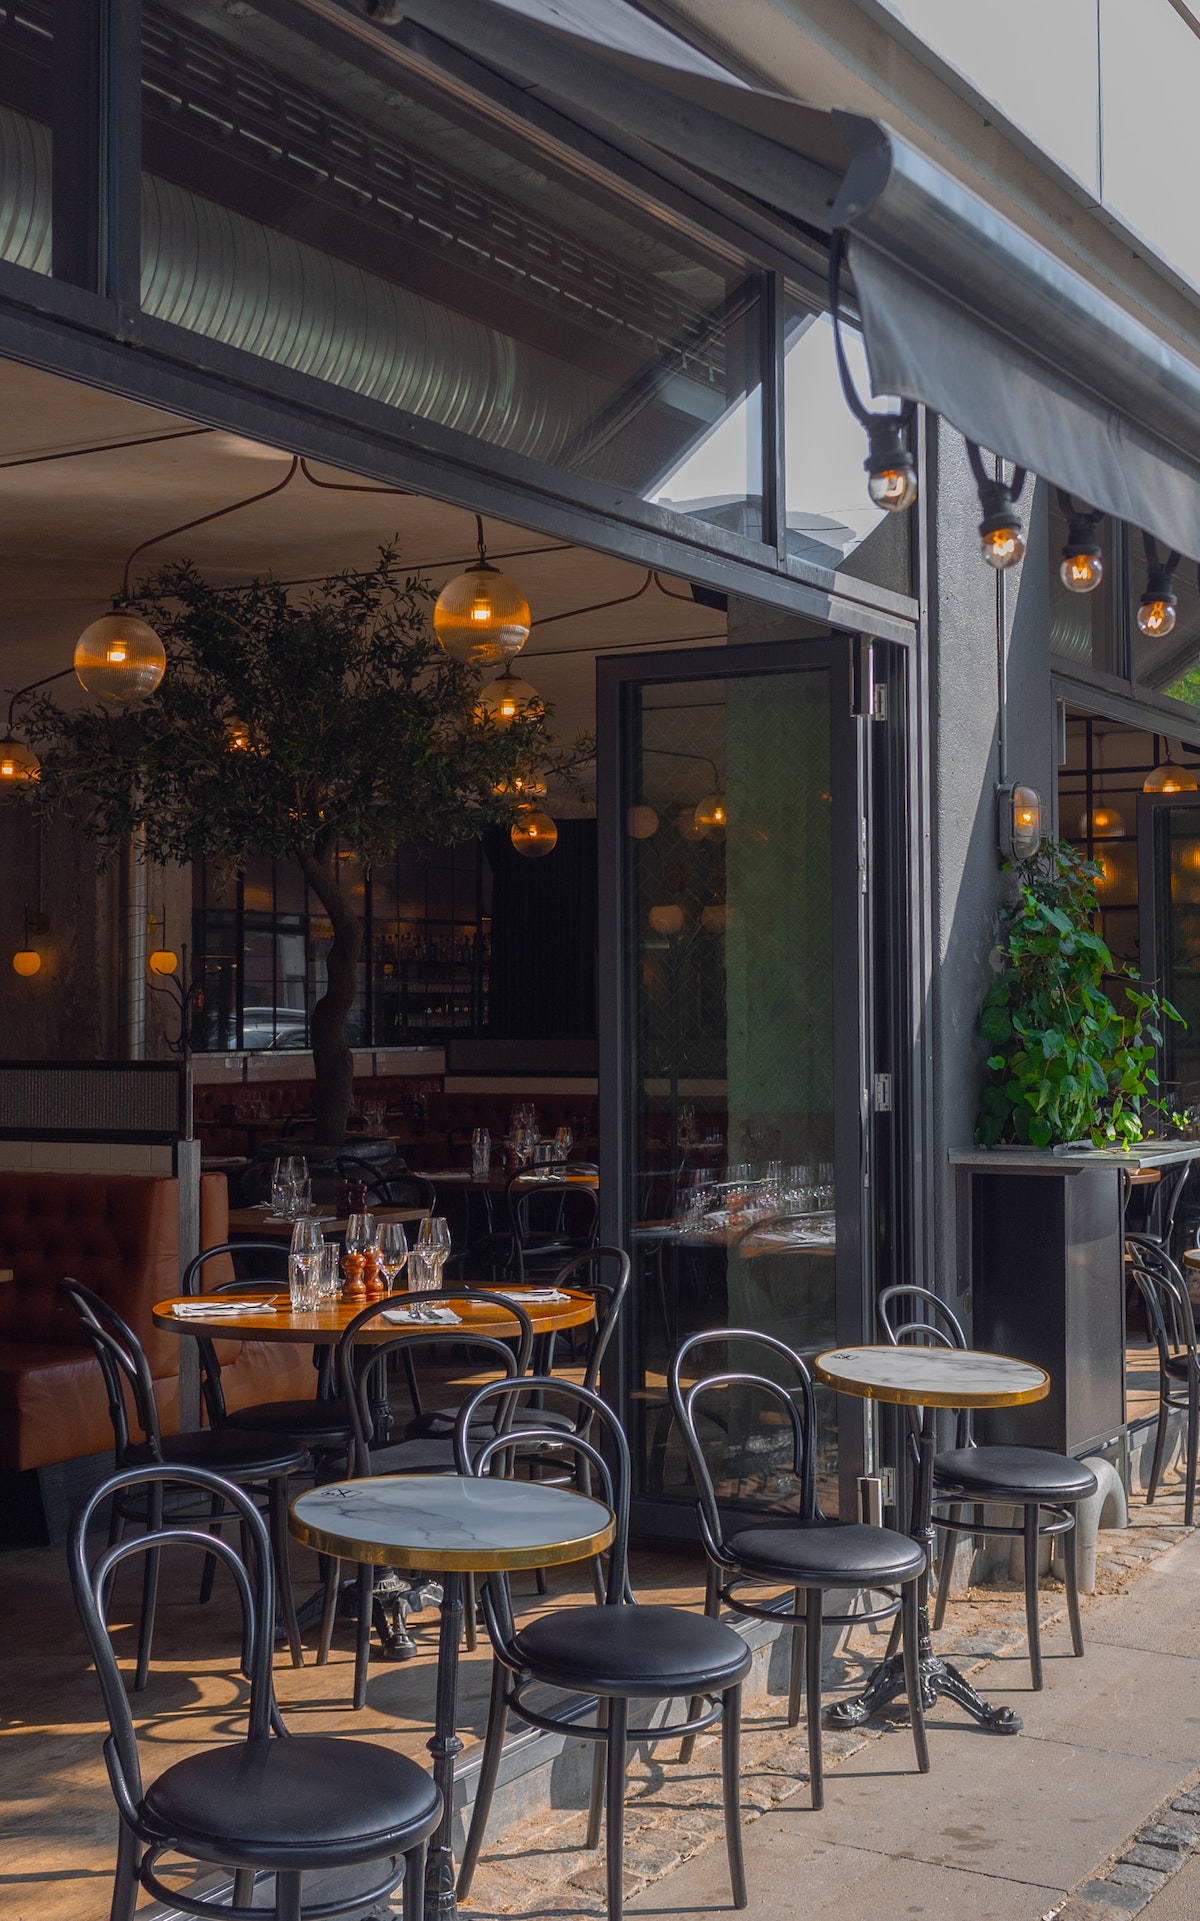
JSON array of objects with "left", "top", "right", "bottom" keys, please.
[
  {"left": 975, "top": 840, "right": 1181, "bottom": 1150},
  {"left": 20, "top": 552, "right": 570, "bottom": 1142}
]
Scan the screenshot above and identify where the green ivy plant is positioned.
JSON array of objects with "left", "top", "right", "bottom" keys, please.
[{"left": 976, "top": 839, "right": 1182, "bottom": 1150}]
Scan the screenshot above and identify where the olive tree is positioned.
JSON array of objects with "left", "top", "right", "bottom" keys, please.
[{"left": 22, "top": 551, "right": 559, "bottom": 1143}]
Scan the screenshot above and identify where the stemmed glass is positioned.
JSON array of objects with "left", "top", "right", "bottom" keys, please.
[
  {"left": 374, "top": 1221, "right": 409, "bottom": 1294},
  {"left": 417, "top": 1216, "right": 452, "bottom": 1289},
  {"left": 344, "top": 1212, "right": 375, "bottom": 1259}
]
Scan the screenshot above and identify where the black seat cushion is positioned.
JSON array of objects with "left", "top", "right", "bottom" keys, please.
[
  {"left": 227, "top": 1399, "right": 353, "bottom": 1446},
  {"left": 127, "top": 1428, "right": 308, "bottom": 1478},
  {"left": 725, "top": 1520, "right": 926, "bottom": 1588},
  {"left": 934, "top": 1446, "right": 1098, "bottom": 1502},
  {"left": 367, "top": 1436, "right": 460, "bottom": 1474},
  {"left": 142, "top": 1735, "right": 440, "bottom": 1869},
  {"left": 512, "top": 1603, "right": 751, "bottom": 1697}
]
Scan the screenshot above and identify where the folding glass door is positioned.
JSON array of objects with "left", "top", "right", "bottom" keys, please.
[{"left": 598, "top": 638, "right": 878, "bottom": 1531}]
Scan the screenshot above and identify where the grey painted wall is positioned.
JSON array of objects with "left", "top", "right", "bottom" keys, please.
[{"left": 927, "top": 424, "right": 1055, "bottom": 1295}]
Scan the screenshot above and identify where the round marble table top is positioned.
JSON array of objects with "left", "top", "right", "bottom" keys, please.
[
  {"left": 290, "top": 1474, "right": 615, "bottom": 1572},
  {"left": 815, "top": 1344, "right": 1049, "bottom": 1410}
]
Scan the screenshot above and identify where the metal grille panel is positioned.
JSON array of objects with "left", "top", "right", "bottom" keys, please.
[{"left": 0, "top": 1064, "right": 188, "bottom": 1141}]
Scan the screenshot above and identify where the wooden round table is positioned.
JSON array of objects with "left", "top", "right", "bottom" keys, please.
[
  {"left": 815, "top": 1343, "right": 1049, "bottom": 1737},
  {"left": 292, "top": 1475, "right": 613, "bottom": 1919},
  {"left": 153, "top": 1287, "right": 596, "bottom": 1346}
]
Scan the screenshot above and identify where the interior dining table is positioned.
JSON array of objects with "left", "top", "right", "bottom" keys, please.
[
  {"left": 153, "top": 1285, "right": 597, "bottom": 1347},
  {"left": 225, "top": 1204, "right": 429, "bottom": 1239}
]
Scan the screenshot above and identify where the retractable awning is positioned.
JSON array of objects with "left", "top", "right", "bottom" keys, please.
[{"left": 367, "top": 0, "right": 1200, "bottom": 559}]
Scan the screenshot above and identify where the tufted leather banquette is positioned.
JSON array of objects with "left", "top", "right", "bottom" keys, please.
[{"left": 0, "top": 1171, "right": 313, "bottom": 1471}]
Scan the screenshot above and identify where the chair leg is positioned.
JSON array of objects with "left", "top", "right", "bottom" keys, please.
[
  {"left": 317, "top": 1555, "right": 340, "bottom": 1666},
  {"left": 1023, "top": 1505, "right": 1043, "bottom": 1691},
  {"left": 109, "top": 1820, "right": 140, "bottom": 1921},
  {"left": 605, "top": 1696, "right": 629, "bottom": 1921},
  {"left": 586, "top": 1699, "right": 609, "bottom": 1849},
  {"left": 274, "top": 1869, "right": 302, "bottom": 1921},
  {"left": 135, "top": 1481, "right": 163, "bottom": 1693},
  {"left": 1146, "top": 1393, "right": 1170, "bottom": 1506},
  {"left": 1186, "top": 1375, "right": 1198, "bottom": 1529},
  {"left": 787, "top": 1588, "right": 805, "bottom": 1729},
  {"left": 268, "top": 1478, "right": 304, "bottom": 1668},
  {"left": 463, "top": 1573, "right": 478, "bottom": 1654},
  {"left": 198, "top": 1489, "right": 223, "bottom": 1606},
  {"left": 932, "top": 1505, "right": 963, "bottom": 1630},
  {"left": 457, "top": 1656, "right": 509, "bottom": 1899},
  {"left": 721, "top": 1684, "right": 748, "bottom": 1909},
  {"left": 1064, "top": 1513, "right": 1085, "bottom": 1659},
  {"left": 354, "top": 1562, "right": 373, "bottom": 1710},
  {"left": 404, "top": 1840, "right": 428, "bottom": 1921},
  {"left": 680, "top": 1561, "right": 721, "bottom": 1765},
  {"left": 900, "top": 1577, "right": 929, "bottom": 1773},
  {"left": 232, "top": 1869, "right": 256, "bottom": 1909},
  {"left": 805, "top": 1589, "right": 824, "bottom": 1811}
]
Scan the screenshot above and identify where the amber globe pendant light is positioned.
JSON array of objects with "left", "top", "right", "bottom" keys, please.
[
  {"left": 1144, "top": 739, "right": 1198, "bottom": 795},
  {"left": 434, "top": 515, "right": 531, "bottom": 666}
]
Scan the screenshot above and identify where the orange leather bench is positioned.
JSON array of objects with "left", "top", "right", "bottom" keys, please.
[{"left": 0, "top": 1170, "right": 313, "bottom": 1476}]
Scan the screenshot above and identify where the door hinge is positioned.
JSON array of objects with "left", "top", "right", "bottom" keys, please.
[
  {"left": 872, "top": 1071, "right": 893, "bottom": 1112},
  {"left": 872, "top": 683, "right": 888, "bottom": 721}
]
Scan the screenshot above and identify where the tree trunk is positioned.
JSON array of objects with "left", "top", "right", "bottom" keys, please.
[{"left": 298, "top": 850, "right": 362, "bottom": 1147}]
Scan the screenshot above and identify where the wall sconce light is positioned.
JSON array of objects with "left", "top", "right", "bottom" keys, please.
[
  {"left": 1057, "top": 492, "right": 1104, "bottom": 594},
  {"left": 148, "top": 948, "right": 180, "bottom": 976},
  {"left": 12, "top": 908, "right": 49, "bottom": 977},
  {"left": 828, "top": 232, "right": 918, "bottom": 513},
  {"left": 1136, "top": 534, "right": 1181, "bottom": 639},
  {"left": 968, "top": 443, "right": 1027, "bottom": 569},
  {"left": 998, "top": 782, "right": 1043, "bottom": 861}
]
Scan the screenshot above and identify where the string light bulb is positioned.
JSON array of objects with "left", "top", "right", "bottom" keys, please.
[
  {"left": 1137, "top": 534, "right": 1181, "bottom": 640},
  {"left": 434, "top": 515, "right": 531, "bottom": 665},
  {"left": 1057, "top": 494, "right": 1104, "bottom": 594},
  {"left": 864, "top": 416, "right": 918, "bottom": 512},
  {"left": 510, "top": 808, "right": 558, "bottom": 858},
  {"left": 74, "top": 613, "right": 166, "bottom": 705},
  {"left": 968, "top": 443, "right": 1027, "bottom": 571},
  {"left": 476, "top": 668, "right": 542, "bottom": 728}
]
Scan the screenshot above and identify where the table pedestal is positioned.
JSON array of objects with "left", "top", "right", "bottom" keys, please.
[
  {"left": 824, "top": 1415, "right": 1022, "bottom": 1737},
  {"left": 426, "top": 1572, "right": 465, "bottom": 1918}
]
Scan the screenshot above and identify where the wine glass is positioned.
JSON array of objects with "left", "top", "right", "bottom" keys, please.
[
  {"left": 374, "top": 1220, "right": 409, "bottom": 1293},
  {"left": 345, "top": 1212, "right": 375, "bottom": 1259},
  {"left": 290, "top": 1216, "right": 324, "bottom": 1257},
  {"left": 418, "top": 1215, "right": 452, "bottom": 1288}
]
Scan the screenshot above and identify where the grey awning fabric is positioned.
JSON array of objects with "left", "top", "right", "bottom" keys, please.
[{"left": 371, "top": 0, "right": 1200, "bottom": 557}]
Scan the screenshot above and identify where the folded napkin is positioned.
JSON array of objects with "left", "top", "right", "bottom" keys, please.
[
  {"left": 172, "top": 1300, "right": 279, "bottom": 1317},
  {"left": 382, "top": 1305, "right": 462, "bottom": 1325},
  {"left": 493, "top": 1289, "right": 569, "bottom": 1304}
]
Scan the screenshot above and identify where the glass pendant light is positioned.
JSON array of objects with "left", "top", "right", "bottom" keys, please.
[
  {"left": 74, "top": 613, "right": 166, "bottom": 705},
  {"left": 224, "top": 716, "right": 254, "bottom": 752},
  {"left": 476, "top": 668, "right": 542, "bottom": 727},
  {"left": 648, "top": 904, "right": 684, "bottom": 935},
  {"left": 1144, "top": 742, "right": 1198, "bottom": 794},
  {"left": 626, "top": 804, "right": 659, "bottom": 840},
  {"left": 510, "top": 808, "right": 558, "bottom": 857},
  {"left": 693, "top": 792, "right": 727, "bottom": 837},
  {"left": 434, "top": 515, "right": 531, "bottom": 665},
  {"left": 1078, "top": 802, "right": 1121, "bottom": 839}
]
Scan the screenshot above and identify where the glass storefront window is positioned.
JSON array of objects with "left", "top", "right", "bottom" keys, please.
[
  {"left": 0, "top": 2, "right": 52, "bottom": 277},
  {"left": 1048, "top": 489, "right": 1122, "bottom": 676},
  {"left": 140, "top": 2, "right": 764, "bottom": 542},
  {"left": 783, "top": 292, "right": 912, "bottom": 595}
]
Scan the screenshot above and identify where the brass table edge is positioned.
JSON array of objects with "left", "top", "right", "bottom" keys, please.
[
  {"left": 288, "top": 1512, "right": 615, "bottom": 1573},
  {"left": 813, "top": 1347, "right": 1050, "bottom": 1410}
]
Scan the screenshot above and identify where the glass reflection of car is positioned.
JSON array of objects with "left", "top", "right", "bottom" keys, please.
[{"left": 240, "top": 1007, "right": 309, "bottom": 1050}]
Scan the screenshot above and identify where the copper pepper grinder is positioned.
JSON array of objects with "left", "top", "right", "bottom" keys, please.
[
  {"left": 341, "top": 1250, "right": 367, "bottom": 1302},
  {"left": 361, "top": 1247, "right": 384, "bottom": 1301}
]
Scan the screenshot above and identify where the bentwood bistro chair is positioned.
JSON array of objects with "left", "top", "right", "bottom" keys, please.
[
  {"left": 454, "top": 1379, "right": 751, "bottom": 1921},
  {"left": 878, "top": 1283, "right": 1097, "bottom": 1688},
  {"left": 70, "top": 1464, "right": 440, "bottom": 1921},
  {"left": 668, "top": 1329, "right": 928, "bottom": 1810},
  {"left": 63, "top": 1280, "right": 310, "bottom": 1683},
  {"left": 1124, "top": 1240, "right": 1200, "bottom": 1526}
]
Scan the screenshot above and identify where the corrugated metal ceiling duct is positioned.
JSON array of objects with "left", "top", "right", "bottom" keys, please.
[
  {"left": 0, "top": 108, "right": 51, "bottom": 277},
  {"left": 140, "top": 174, "right": 608, "bottom": 466}
]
